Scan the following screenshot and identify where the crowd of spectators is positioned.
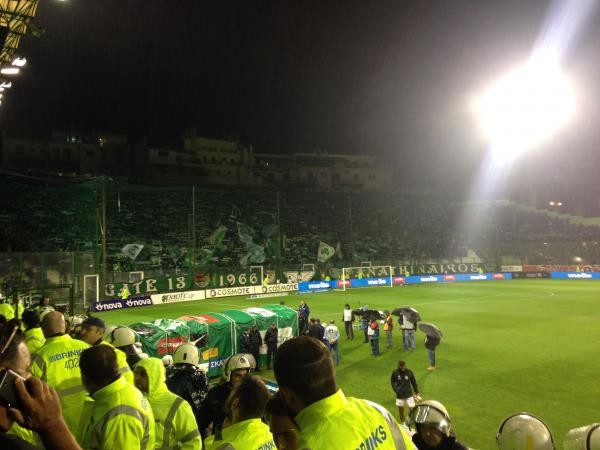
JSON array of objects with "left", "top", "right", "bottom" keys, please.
[{"left": 2, "top": 175, "right": 600, "bottom": 276}]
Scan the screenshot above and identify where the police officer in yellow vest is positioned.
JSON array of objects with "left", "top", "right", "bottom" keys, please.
[
  {"left": 203, "top": 375, "right": 274, "bottom": 450},
  {"left": 79, "top": 316, "right": 134, "bottom": 384},
  {"left": 22, "top": 309, "right": 45, "bottom": 355},
  {"left": 120, "top": 284, "right": 130, "bottom": 301},
  {"left": 78, "top": 345, "right": 155, "bottom": 450},
  {"left": 135, "top": 355, "right": 201, "bottom": 450},
  {"left": 30, "top": 311, "right": 90, "bottom": 436},
  {"left": 274, "top": 336, "right": 415, "bottom": 449},
  {"left": 0, "top": 299, "right": 14, "bottom": 321}
]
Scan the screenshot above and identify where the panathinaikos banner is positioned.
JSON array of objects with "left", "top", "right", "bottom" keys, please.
[
  {"left": 128, "top": 304, "right": 298, "bottom": 377},
  {"left": 397, "top": 262, "right": 497, "bottom": 275}
]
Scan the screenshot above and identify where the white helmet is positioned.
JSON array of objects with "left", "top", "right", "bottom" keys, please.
[
  {"left": 409, "top": 400, "right": 452, "bottom": 437},
  {"left": 104, "top": 325, "right": 118, "bottom": 343},
  {"left": 161, "top": 355, "right": 174, "bottom": 367},
  {"left": 173, "top": 343, "right": 200, "bottom": 365},
  {"left": 563, "top": 423, "right": 600, "bottom": 450},
  {"left": 111, "top": 327, "right": 136, "bottom": 347},
  {"left": 497, "top": 413, "right": 555, "bottom": 450},
  {"left": 222, "top": 353, "right": 255, "bottom": 382},
  {"left": 39, "top": 306, "right": 55, "bottom": 321}
]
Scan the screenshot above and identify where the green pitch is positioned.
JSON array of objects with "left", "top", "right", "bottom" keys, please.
[{"left": 96, "top": 280, "right": 600, "bottom": 449}]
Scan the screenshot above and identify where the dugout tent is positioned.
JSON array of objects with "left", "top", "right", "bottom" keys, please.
[
  {"left": 128, "top": 304, "right": 298, "bottom": 377},
  {"left": 177, "top": 313, "right": 234, "bottom": 377}
]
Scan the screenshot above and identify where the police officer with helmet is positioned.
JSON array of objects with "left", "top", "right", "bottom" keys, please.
[
  {"left": 496, "top": 413, "right": 556, "bottom": 450},
  {"left": 107, "top": 326, "right": 142, "bottom": 369},
  {"left": 165, "top": 343, "right": 210, "bottom": 431},
  {"left": 199, "top": 353, "right": 254, "bottom": 440},
  {"left": 409, "top": 400, "right": 468, "bottom": 450}
]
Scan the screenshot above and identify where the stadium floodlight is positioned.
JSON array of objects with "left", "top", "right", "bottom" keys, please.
[
  {"left": 476, "top": 59, "right": 575, "bottom": 160},
  {"left": 12, "top": 57, "right": 27, "bottom": 67},
  {"left": 549, "top": 201, "right": 555, "bottom": 206},
  {"left": 0, "top": 67, "right": 20, "bottom": 75},
  {"left": 0, "top": 82, "right": 12, "bottom": 89}
]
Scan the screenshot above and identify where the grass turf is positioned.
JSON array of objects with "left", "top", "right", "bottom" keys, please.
[{"left": 96, "top": 279, "right": 600, "bottom": 449}]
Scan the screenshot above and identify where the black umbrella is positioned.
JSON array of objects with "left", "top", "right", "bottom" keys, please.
[
  {"left": 418, "top": 322, "right": 442, "bottom": 339},
  {"left": 392, "top": 307, "right": 421, "bottom": 322},
  {"left": 353, "top": 309, "right": 385, "bottom": 322}
]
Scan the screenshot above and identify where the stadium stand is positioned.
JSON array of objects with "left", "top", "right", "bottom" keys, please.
[{"left": 1, "top": 173, "right": 600, "bottom": 276}]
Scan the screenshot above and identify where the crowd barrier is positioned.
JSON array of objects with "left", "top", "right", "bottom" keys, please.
[{"left": 91, "top": 272, "right": 600, "bottom": 311}]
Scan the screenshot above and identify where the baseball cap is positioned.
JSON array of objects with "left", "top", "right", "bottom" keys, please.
[{"left": 81, "top": 316, "right": 106, "bottom": 329}]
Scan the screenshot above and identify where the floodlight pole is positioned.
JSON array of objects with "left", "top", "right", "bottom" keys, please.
[
  {"left": 191, "top": 186, "right": 197, "bottom": 271},
  {"left": 276, "top": 191, "right": 282, "bottom": 277},
  {"left": 101, "top": 176, "right": 107, "bottom": 286}
]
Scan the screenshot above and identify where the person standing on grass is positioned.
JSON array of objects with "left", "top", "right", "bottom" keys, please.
[
  {"left": 383, "top": 310, "right": 394, "bottom": 348},
  {"left": 390, "top": 360, "right": 420, "bottom": 425},
  {"left": 298, "top": 300, "right": 310, "bottom": 335},
  {"left": 425, "top": 334, "right": 441, "bottom": 371},
  {"left": 342, "top": 304, "right": 354, "bottom": 340},
  {"left": 324, "top": 320, "right": 340, "bottom": 366},
  {"left": 401, "top": 313, "right": 417, "bottom": 352},
  {"left": 360, "top": 307, "right": 370, "bottom": 343},
  {"left": 249, "top": 325, "right": 263, "bottom": 372},
  {"left": 264, "top": 322, "right": 278, "bottom": 370},
  {"left": 368, "top": 319, "right": 380, "bottom": 356}
]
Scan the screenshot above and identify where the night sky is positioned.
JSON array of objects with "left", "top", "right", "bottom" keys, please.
[{"left": 2, "top": 1, "right": 600, "bottom": 188}]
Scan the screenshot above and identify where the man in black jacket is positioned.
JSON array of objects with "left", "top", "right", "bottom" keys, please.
[
  {"left": 390, "top": 360, "right": 420, "bottom": 424},
  {"left": 264, "top": 322, "right": 278, "bottom": 370},
  {"left": 249, "top": 325, "right": 263, "bottom": 371},
  {"left": 240, "top": 328, "right": 251, "bottom": 354},
  {"left": 426, "top": 335, "right": 441, "bottom": 371},
  {"left": 308, "top": 318, "right": 325, "bottom": 343}
]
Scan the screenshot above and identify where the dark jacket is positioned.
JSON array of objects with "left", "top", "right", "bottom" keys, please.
[
  {"left": 308, "top": 323, "right": 326, "bottom": 342},
  {"left": 198, "top": 381, "right": 232, "bottom": 440},
  {"left": 165, "top": 363, "right": 210, "bottom": 427},
  {"left": 412, "top": 432, "right": 468, "bottom": 450},
  {"left": 391, "top": 368, "right": 419, "bottom": 398},
  {"left": 425, "top": 335, "right": 441, "bottom": 350},
  {"left": 249, "top": 329, "right": 262, "bottom": 351},
  {"left": 299, "top": 303, "right": 310, "bottom": 319},
  {"left": 240, "top": 332, "right": 252, "bottom": 353},
  {"left": 265, "top": 328, "right": 278, "bottom": 346}
]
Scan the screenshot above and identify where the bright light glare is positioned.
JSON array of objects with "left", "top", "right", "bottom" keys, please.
[
  {"left": 12, "top": 57, "right": 27, "bottom": 67},
  {"left": 476, "top": 61, "right": 575, "bottom": 158},
  {"left": 0, "top": 67, "right": 20, "bottom": 75},
  {"left": 0, "top": 82, "right": 11, "bottom": 89}
]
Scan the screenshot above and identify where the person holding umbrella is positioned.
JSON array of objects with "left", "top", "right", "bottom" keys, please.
[
  {"left": 393, "top": 307, "right": 421, "bottom": 352},
  {"left": 418, "top": 323, "right": 442, "bottom": 371},
  {"left": 368, "top": 319, "right": 380, "bottom": 356}
]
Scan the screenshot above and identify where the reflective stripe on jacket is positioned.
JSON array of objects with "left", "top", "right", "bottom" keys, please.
[
  {"left": 137, "top": 357, "right": 201, "bottom": 450},
  {"left": 24, "top": 327, "right": 45, "bottom": 355},
  {"left": 204, "top": 418, "right": 275, "bottom": 450},
  {"left": 30, "top": 334, "right": 89, "bottom": 435},
  {"left": 99, "top": 340, "right": 134, "bottom": 384},
  {"left": 295, "top": 389, "right": 414, "bottom": 450},
  {"left": 78, "top": 376, "right": 155, "bottom": 450}
]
